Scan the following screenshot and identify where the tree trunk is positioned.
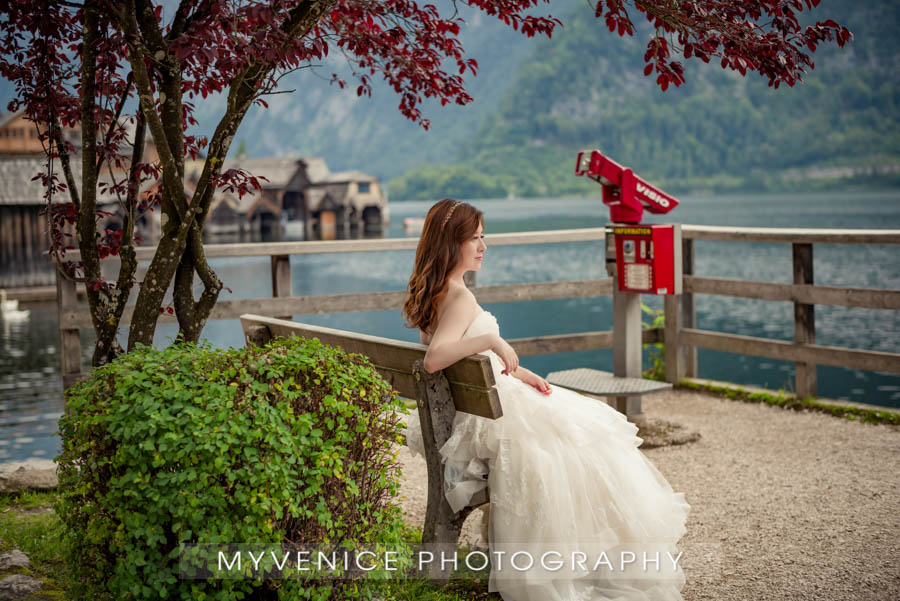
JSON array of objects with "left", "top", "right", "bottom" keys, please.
[{"left": 121, "top": 0, "right": 339, "bottom": 349}]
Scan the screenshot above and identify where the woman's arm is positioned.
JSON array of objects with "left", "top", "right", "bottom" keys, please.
[
  {"left": 423, "top": 284, "right": 520, "bottom": 374},
  {"left": 510, "top": 365, "right": 532, "bottom": 381},
  {"left": 424, "top": 332, "right": 499, "bottom": 374}
]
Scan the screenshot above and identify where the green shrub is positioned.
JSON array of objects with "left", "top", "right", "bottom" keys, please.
[
  {"left": 641, "top": 303, "right": 666, "bottom": 381},
  {"left": 55, "top": 336, "right": 411, "bottom": 601}
]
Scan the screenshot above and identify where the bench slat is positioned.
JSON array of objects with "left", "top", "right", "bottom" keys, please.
[{"left": 240, "top": 314, "right": 502, "bottom": 419}]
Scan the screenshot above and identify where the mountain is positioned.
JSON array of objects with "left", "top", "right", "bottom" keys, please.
[
  {"left": 0, "top": 0, "right": 579, "bottom": 181},
  {"left": 196, "top": 0, "right": 581, "bottom": 180},
  {"left": 389, "top": 0, "right": 900, "bottom": 199},
  {"left": 2, "top": 1, "right": 896, "bottom": 199}
]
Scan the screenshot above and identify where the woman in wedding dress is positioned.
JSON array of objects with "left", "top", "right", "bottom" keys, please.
[{"left": 401, "top": 199, "right": 691, "bottom": 601}]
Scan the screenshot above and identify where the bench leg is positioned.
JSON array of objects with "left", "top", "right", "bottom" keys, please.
[
  {"left": 479, "top": 503, "right": 490, "bottom": 550},
  {"left": 421, "top": 496, "right": 478, "bottom": 583},
  {"left": 412, "top": 361, "right": 479, "bottom": 583}
]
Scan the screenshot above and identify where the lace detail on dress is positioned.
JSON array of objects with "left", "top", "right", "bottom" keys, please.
[{"left": 492, "top": 442, "right": 552, "bottom": 527}]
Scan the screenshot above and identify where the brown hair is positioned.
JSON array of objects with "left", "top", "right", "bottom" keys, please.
[{"left": 402, "top": 198, "right": 483, "bottom": 335}]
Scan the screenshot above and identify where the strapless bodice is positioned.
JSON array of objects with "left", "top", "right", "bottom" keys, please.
[{"left": 462, "top": 310, "right": 500, "bottom": 340}]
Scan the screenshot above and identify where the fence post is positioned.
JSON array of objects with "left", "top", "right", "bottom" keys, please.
[
  {"left": 681, "top": 238, "right": 697, "bottom": 378},
  {"left": 463, "top": 270, "right": 476, "bottom": 289},
  {"left": 56, "top": 268, "right": 82, "bottom": 405},
  {"left": 604, "top": 229, "right": 646, "bottom": 423},
  {"left": 793, "top": 243, "right": 817, "bottom": 398},
  {"left": 611, "top": 285, "right": 645, "bottom": 422},
  {"left": 271, "top": 254, "right": 292, "bottom": 321},
  {"left": 664, "top": 293, "right": 681, "bottom": 384}
]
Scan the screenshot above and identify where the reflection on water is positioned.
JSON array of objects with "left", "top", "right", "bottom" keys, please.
[
  {"left": 0, "top": 302, "right": 90, "bottom": 461},
  {"left": 1, "top": 191, "right": 899, "bottom": 462}
]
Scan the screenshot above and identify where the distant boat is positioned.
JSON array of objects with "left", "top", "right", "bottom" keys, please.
[{"left": 403, "top": 217, "right": 426, "bottom": 234}]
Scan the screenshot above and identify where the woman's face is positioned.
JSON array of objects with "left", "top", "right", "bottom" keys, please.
[{"left": 458, "top": 221, "right": 486, "bottom": 272}]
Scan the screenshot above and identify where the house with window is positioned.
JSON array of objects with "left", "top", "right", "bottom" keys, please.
[
  {"left": 197, "top": 156, "right": 388, "bottom": 239},
  {"left": 1, "top": 106, "right": 389, "bottom": 288},
  {"left": 0, "top": 110, "right": 81, "bottom": 156},
  {"left": 0, "top": 156, "right": 128, "bottom": 287}
]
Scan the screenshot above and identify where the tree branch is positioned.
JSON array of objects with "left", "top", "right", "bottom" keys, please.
[
  {"left": 190, "top": 0, "right": 340, "bottom": 221},
  {"left": 77, "top": 0, "right": 107, "bottom": 347},
  {"left": 120, "top": 0, "right": 186, "bottom": 223},
  {"left": 104, "top": 106, "right": 146, "bottom": 344},
  {"left": 95, "top": 72, "right": 134, "bottom": 175},
  {"left": 166, "top": 0, "right": 198, "bottom": 42}
]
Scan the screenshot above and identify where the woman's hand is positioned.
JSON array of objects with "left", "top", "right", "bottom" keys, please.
[
  {"left": 516, "top": 367, "right": 552, "bottom": 395},
  {"left": 490, "top": 334, "right": 519, "bottom": 375}
]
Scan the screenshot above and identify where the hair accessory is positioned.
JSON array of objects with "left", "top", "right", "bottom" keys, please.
[{"left": 441, "top": 201, "right": 460, "bottom": 230}]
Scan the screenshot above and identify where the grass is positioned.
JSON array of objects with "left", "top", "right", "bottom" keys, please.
[
  {"left": 674, "top": 378, "right": 900, "bottom": 426},
  {"left": 379, "top": 579, "right": 498, "bottom": 601},
  {"left": 644, "top": 361, "right": 900, "bottom": 426},
  {"left": 0, "top": 490, "right": 497, "bottom": 601},
  {"left": 351, "top": 521, "right": 500, "bottom": 601},
  {"left": 0, "top": 490, "right": 68, "bottom": 600},
  {"left": 639, "top": 310, "right": 900, "bottom": 427}
]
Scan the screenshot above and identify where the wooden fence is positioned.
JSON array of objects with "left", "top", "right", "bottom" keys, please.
[{"left": 56, "top": 226, "right": 900, "bottom": 398}]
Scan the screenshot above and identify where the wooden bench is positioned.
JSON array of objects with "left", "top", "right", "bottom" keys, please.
[{"left": 240, "top": 314, "right": 500, "bottom": 582}]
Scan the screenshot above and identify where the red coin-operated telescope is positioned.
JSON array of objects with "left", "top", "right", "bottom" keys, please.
[
  {"left": 547, "top": 151, "right": 684, "bottom": 422},
  {"left": 575, "top": 150, "right": 679, "bottom": 224},
  {"left": 575, "top": 150, "right": 682, "bottom": 296}
]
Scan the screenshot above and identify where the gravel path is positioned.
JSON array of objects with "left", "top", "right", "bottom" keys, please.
[{"left": 393, "top": 389, "right": 900, "bottom": 601}]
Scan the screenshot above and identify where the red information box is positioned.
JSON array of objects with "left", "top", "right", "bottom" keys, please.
[{"left": 606, "top": 224, "right": 682, "bottom": 295}]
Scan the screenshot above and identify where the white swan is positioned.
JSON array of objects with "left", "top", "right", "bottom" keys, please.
[{"left": 0, "top": 290, "right": 30, "bottom": 321}]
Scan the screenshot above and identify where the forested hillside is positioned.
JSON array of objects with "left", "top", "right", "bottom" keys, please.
[
  {"left": 199, "top": 1, "right": 577, "bottom": 179},
  {"left": 390, "top": 0, "right": 900, "bottom": 199}
]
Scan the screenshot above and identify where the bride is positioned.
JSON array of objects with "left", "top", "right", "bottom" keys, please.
[{"left": 401, "top": 199, "right": 691, "bottom": 601}]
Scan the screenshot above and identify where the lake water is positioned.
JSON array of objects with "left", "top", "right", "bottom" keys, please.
[{"left": 1, "top": 190, "right": 899, "bottom": 462}]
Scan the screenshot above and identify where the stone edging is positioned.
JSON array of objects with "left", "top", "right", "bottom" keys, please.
[{"left": 0, "top": 460, "right": 58, "bottom": 493}]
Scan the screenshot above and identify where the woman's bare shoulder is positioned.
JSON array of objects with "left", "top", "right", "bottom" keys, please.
[
  {"left": 422, "top": 283, "right": 478, "bottom": 344},
  {"left": 443, "top": 281, "right": 478, "bottom": 311}
]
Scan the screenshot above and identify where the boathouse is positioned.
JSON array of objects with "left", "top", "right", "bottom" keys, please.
[{"left": 196, "top": 156, "right": 388, "bottom": 239}]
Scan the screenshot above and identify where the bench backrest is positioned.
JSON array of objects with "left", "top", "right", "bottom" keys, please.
[{"left": 239, "top": 314, "right": 502, "bottom": 419}]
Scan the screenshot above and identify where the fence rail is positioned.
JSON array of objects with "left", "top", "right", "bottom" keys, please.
[{"left": 56, "top": 225, "right": 900, "bottom": 398}]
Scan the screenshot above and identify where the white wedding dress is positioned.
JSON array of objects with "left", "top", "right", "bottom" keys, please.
[{"left": 403, "top": 309, "right": 691, "bottom": 601}]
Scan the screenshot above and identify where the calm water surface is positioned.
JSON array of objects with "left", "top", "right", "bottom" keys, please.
[{"left": 1, "top": 191, "right": 899, "bottom": 461}]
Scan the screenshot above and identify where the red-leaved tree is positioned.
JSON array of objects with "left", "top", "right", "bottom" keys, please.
[{"left": 0, "top": 0, "right": 850, "bottom": 367}]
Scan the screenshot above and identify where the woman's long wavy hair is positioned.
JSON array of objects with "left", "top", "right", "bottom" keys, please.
[{"left": 403, "top": 198, "right": 483, "bottom": 336}]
